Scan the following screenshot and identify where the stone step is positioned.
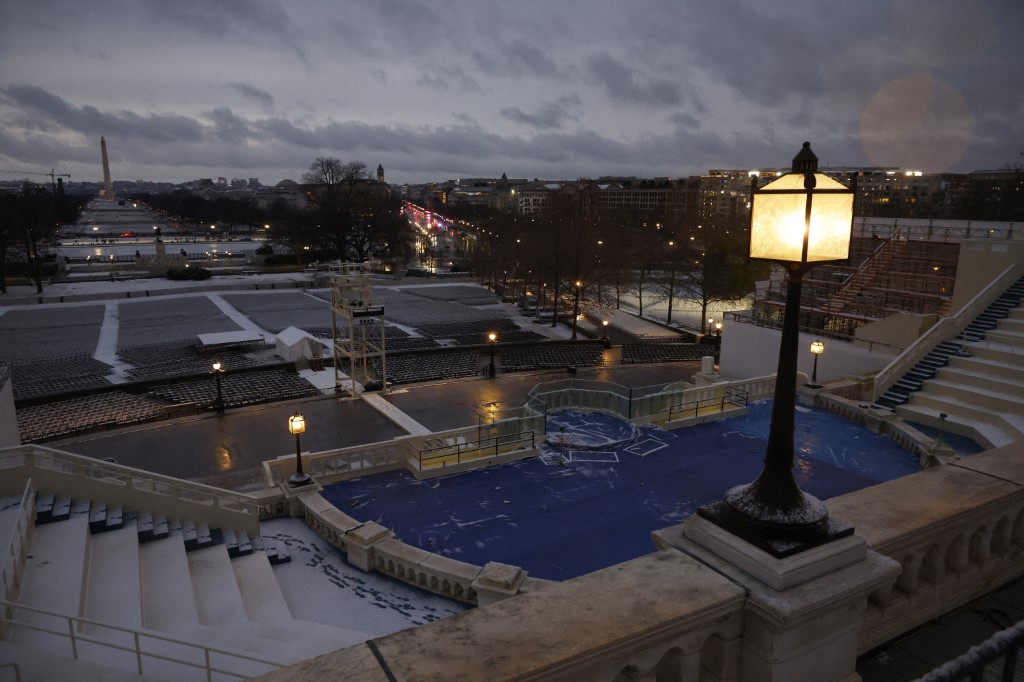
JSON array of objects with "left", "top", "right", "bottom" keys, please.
[
  {"left": 187, "top": 544, "right": 249, "bottom": 627},
  {"left": 140, "top": 529, "right": 200, "bottom": 631},
  {"left": 897, "top": 403, "right": 1017, "bottom": 450},
  {"left": 82, "top": 525, "right": 143, "bottom": 632},
  {"left": 962, "top": 340, "right": 1024, "bottom": 365},
  {"left": 937, "top": 366, "right": 1024, "bottom": 395},
  {"left": 949, "top": 355, "right": 1024, "bottom": 383},
  {"left": 10, "top": 514, "right": 90, "bottom": 649},
  {"left": 922, "top": 379, "right": 1024, "bottom": 414}
]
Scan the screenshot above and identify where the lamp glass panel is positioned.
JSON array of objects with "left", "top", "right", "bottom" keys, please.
[
  {"left": 749, "top": 173, "right": 853, "bottom": 263},
  {"left": 289, "top": 415, "right": 305, "bottom": 435}
]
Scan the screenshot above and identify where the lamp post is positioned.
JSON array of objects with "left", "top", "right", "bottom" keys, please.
[
  {"left": 715, "top": 322, "right": 723, "bottom": 336},
  {"left": 287, "top": 412, "right": 312, "bottom": 487},
  {"left": 211, "top": 361, "right": 224, "bottom": 415},
  {"left": 602, "top": 319, "right": 609, "bottom": 341},
  {"left": 699, "top": 142, "right": 855, "bottom": 555},
  {"left": 571, "top": 280, "right": 582, "bottom": 341},
  {"left": 487, "top": 332, "right": 497, "bottom": 378},
  {"left": 808, "top": 340, "right": 824, "bottom": 388}
]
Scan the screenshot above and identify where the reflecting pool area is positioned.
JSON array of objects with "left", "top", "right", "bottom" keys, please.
[{"left": 322, "top": 401, "right": 921, "bottom": 581}]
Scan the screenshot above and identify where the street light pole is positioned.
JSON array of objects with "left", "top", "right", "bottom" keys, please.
[
  {"left": 571, "top": 280, "right": 582, "bottom": 341},
  {"left": 699, "top": 142, "right": 855, "bottom": 556},
  {"left": 211, "top": 361, "right": 224, "bottom": 415},
  {"left": 808, "top": 340, "right": 824, "bottom": 388},
  {"left": 288, "top": 412, "right": 312, "bottom": 487},
  {"left": 487, "top": 332, "right": 497, "bottom": 378}
]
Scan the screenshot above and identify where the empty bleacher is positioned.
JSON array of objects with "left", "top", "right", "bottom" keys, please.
[
  {"left": 621, "top": 343, "right": 718, "bottom": 364},
  {"left": 119, "top": 342, "right": 260, "bottom": 383},
  {"left": 501, "top": 344, "right": 605, "bottom": 372},
  {"left": 368, "top": 351, "right": 479, "bottom": 385}
]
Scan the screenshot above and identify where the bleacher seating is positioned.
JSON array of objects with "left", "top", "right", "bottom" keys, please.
[
  {"left": 367, "top": 351, "right": 479, "bottom": 385},
  {"left": 621, "top": 343, "right": 718, "bottom": 364},
  {"left": 8, "top": 355, "right": 114, "bottom": 400},
  {"left": 16, "top": 390, "right": 168, "bottom": 443},
  {"left": 148, "top": 369, "right": 317, "bottom": 406},
  {"left": 119, "top": 342, "right": 260, "bottom": 382},
  {"left": 501, "top": 344, "right": 605, "bottom": 372}
]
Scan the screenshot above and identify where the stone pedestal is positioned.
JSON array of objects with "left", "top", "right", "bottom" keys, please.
[
  {"left": 470, "top": 561, "right": 528, "bottom": 606},
  {"left": 345, "top": 521, "right": 395, "bottom": 572},
  {"left": 655, "top": 516, "right": 899, "bottom": 682},
  {"left": 278, "top": 478, "right": 322, "bottom": 518}
]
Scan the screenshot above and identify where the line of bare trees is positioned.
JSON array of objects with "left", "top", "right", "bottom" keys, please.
[{"left": 467, "top": 182, "right": 768, "bottom": 335}]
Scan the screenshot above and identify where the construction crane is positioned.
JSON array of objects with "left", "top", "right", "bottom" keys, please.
[{"left": 0, "top": 168, "right": 72, "bottom": 193}]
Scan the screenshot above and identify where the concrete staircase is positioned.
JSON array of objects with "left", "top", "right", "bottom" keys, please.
[
  {"left": 893, "top": 277, "right": 1024, "bottom": 449},
  {"left": 2, "top": 492, "right": 369, "bottom": 681}
]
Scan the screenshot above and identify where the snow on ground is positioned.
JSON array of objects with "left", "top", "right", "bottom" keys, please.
[{"left": 262, "top": 517, "right": 466, "bottom": 634}]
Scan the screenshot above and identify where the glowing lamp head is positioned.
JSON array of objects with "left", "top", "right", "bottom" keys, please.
[
  {"left": 748, "top": 142, "right": 854, "bottom": 264},
  {"left": 212, "top": 361, "right": 222, "bottom": 372},
  {"left": 288, "top": 412, "right": 305, "bottom": 435},
  {"left": 488, "top": 332, "right": 497, "bottom": 343},
  {"left": 810, "top": 340, "right": 825, "bottom": 355}
]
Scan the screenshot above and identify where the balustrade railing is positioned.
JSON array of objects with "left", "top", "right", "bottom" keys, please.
[
  {"left": 415, "top": 431, "right": 536, "bottom": 470},
  {"left": 0, "top": 445, "right": 260, "bottom": 536},
  {"left": 0, "top": 599, "right": 281, "bottom": 680}
]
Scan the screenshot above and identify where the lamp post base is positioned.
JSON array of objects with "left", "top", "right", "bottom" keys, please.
[
  {"left": 288, "top": 473, "right": 314, "bottom": 488},
  {"left": 697, "top": 496, "right": 853, "bottom": 559}
]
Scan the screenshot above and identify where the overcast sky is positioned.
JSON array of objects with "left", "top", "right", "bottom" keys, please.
[{"left": 1, "top": 1, "right": 1021, "bottom": 187}]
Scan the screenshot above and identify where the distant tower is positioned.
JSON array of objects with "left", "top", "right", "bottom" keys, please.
[
  {"left": 100, "top": 136, "right": 114, "bottom": 198},
  {"left": 377, "top": 164, "right": 384, "bottom": 183}
]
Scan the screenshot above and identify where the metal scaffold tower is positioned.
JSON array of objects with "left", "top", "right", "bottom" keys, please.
[{"left": 329, "top": 262, "right": 387, "bottom": 399}]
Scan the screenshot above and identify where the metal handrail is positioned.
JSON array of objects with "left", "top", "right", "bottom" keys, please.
[
  {"left": 871, "top": 263, "right": 1021, "bottom": 400},
  {"left": 914, "top": 616, "right": 1024, "bottom": 682},
  {"left": 0, "top": 599, "right": 283, "bottom": 680},
  {"left": 666, "top": 386, "right": 748, "bottom": 422},
  {"left": 417, "top": 431, "right": 536, "bottom": 469}
]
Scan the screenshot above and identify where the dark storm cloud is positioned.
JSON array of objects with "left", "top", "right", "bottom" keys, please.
[
  {"left": 501, "top": 95, "right": 581, "bottom": 129},
  {"left": 2, "top": 85, "right": 204, "bottom": 142},
  {"left": 205, "top": 108, "right": 254, "bottom": 144},
  {"left": 584, "top": 54, "right": 681, "bottom": 107},
  {"left": 227, "top": 83, "right": 274, "bottom": 109}
]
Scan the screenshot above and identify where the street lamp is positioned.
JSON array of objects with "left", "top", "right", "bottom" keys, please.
[
  {"left": 571, "top": 280, "right": 583, "bottom": 341},
  {"left": 211, "top": 361, "right": 224, "bottom": 415},
  {"left": 602, "top": 319, "right": 609, "bottom": 340},
  {"left": 287, "top": 412, "right": 312, "bottom": 487},
  {"left": 699, "top": 142, "right": 855, "bottom": 555},
  {"left": 715, "top": 321, "right": 723, "bottom": 336},
  {"left": 808, "top": 340, "right": 825, "bottom": 388},
  {"left": 487, "top": 332, "right": 497, "bottom": 378}
]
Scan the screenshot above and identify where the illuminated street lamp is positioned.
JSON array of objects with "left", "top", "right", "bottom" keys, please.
[
  {"left": 571, "top": 280, "right": 583, "bottom": 341},
  {"left": 211, "top": 361, "right": 224, "bottom": 415},
  {"left": 487, "top": 332, "right": 497, "bottom": 378},
  {"left": 808, "top": 340, "right": 825, "bottom": 388},
  {"left": 715, "top": 321, "right": 723, "bottom": 336},
  {"left": 287, "top": 412, "right": 312, "bottom": 487},
  {"left": 602, "top": 319, "right": 609, "bottom": 340},
  {"left": 699, "top": 142, "right": 855, "bottom": 554}
]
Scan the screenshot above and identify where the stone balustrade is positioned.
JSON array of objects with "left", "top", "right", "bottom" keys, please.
[
  {"left": 254, "top": 549, "right": 747, "bottom": 682},
  {"left": 298, "top": 491, "right": 533, "bottom": 605},
  {"left": 826, "top": 441, "right": 1024, "bottom": 653}
]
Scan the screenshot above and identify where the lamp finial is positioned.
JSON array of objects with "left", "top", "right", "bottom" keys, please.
[{"left": 792, "top": 141, "right": 818, "bottom": 173}]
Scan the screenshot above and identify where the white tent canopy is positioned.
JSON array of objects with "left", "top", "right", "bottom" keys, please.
[{"left": 275, "top": 326, "right": 327, "bottom": 362}]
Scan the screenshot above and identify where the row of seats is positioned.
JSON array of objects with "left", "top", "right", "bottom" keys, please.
[
  {"left": 621, "top": 344, "right": 718, "bottom": 364},
  {"left": 368, "top": 351, "right": 479, "bottom": 385},
  {"left": 448, "top": 330, "right": 546, "bottom": 346},
  {"left": 501, "top": 345, "right": 604, "bottom": 371},
  {"left": 118, "top": 343, "right": 259, "bottom": 382},
  {"left": 8, "top": 355, "right": 114, "bottom": 401},
  {"left": 148, "top": 369, "right": 316, "bottom": 406},
  {"left": 16, "top": 390, "right": 167, "bottom": 443},
  {"left": 416, "top": 318, "right": 520, "bottom": 340}
]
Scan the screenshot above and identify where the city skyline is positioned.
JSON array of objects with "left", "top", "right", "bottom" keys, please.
[{"left": 1, "top": 1, "right": 1021, "bottom": 187}]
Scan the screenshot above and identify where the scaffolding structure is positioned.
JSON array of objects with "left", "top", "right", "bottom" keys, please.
[{"left": 329, "top": 263, "right": 386, "bottom": 399}]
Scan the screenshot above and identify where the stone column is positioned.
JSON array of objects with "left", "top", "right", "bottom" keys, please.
[{"left": 654, "top": 516, "right": 899, "bottom": 682}]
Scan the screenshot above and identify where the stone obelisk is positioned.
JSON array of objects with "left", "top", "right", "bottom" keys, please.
[{"left": 100, "top": 136, "right": 114, "bottom": 198}]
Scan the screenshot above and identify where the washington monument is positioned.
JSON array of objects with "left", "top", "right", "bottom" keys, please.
[{"left": 100, "top": 136, "right": 114, "bottom": 198}]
